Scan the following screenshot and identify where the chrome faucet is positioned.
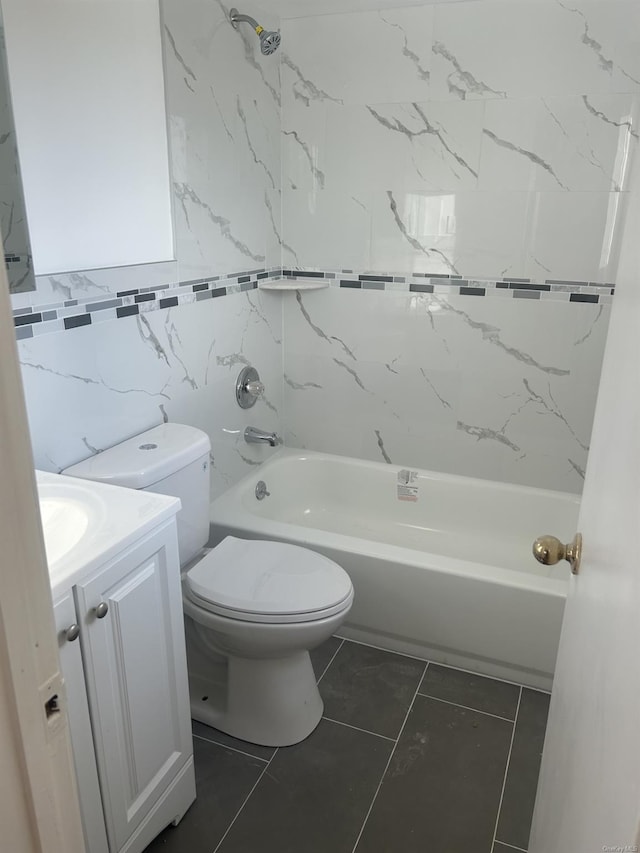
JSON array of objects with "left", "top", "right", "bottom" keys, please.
[{"left": 244, "top": 426, "right": 282, "bottom": 447}]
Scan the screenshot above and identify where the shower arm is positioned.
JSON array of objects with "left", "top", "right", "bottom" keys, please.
[
  {"left": 230, "top": 11, "right": 263, "bottom": 34},
  {"left": 229, "top": 7, "right": 281, "bottom": 56}
]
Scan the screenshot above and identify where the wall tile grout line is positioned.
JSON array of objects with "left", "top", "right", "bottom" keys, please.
[
  {"left": 316, "top": 638, "right": 345, "bottom": 685},
  {"left": 493, "top": 843, "right": 528, "bottom": 852},
  {"left": 491, "top": 686, "right": 523, "bottom": 853},
  {"left": 212, "top": 747, "right": 280, "bottom": 853},
  {"left": 321, "top": 716, "right": 396, "bottom": 743},
  {"left": 191, "top": 732, "right": 270, "bottom": 764},
  {"left": 348, "top": 661, "right": 430, "bottom": 853},
  {"left": 415, "top": 691, "right": 518, "bottom": 723}
]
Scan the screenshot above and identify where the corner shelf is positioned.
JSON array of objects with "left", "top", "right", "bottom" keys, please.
[{"left": 258, "top": 278, "right": 329, "bottom": 292}]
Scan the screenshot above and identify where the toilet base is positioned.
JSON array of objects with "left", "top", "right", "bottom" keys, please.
[{"left": 189, "top": 651, "right": 324, "bottom": 747}]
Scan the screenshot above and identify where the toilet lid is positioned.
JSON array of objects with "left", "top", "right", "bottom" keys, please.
[{"left": 186, "top": 536, "right": 353, "bottom": 622}]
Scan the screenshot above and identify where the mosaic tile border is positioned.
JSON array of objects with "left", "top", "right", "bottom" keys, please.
[
  {"left": 281, "top": 269, "right": 616, "bottom": 304},
  {"left": 12, "top": 265, "right": 613, "bottom": 341},
  {"left": 13, "top": 267, "right": 283, "bottom": 340}
]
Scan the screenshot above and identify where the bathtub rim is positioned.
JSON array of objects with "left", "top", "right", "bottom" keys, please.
[
  {"left": 210, "top": 447, "right": 574, "bottom": 598},
  {"left": 235, "top": 447, "right": 582, "bottom": 502}
]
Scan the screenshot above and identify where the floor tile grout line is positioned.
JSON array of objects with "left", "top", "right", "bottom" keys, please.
[
  {"left": 494, "top": 843, "right": 528, "bottom": 852},
  {"left": 348, "top": 661, "right": 429, "bottom": 853},
  {"left": 335, "top": 635, "right": 425, "bottom": 667},
  {"left": 192, "top": 732, "right": 270, "bottom": 764},
  {"left": 212, "top": 747, "right": 279, "bottom": 853},
  {"left": 491, "top": 686, "right": 523, "bottom": 853},
  {"left": 322, "top": 716, "right": 396, "bottom": 742},
  {"left": 416, "top": 691, "right": 518, "bottom": 724},
  {"left": 337, "top": 636, "right": 551, "bottom": 694},
  {"left": 316, "top": 638, "right": 345, "bottom": 685}
]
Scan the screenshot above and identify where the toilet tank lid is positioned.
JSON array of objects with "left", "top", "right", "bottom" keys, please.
[{"left": 62, "top": 424, "right": 211, "bottom": 489}]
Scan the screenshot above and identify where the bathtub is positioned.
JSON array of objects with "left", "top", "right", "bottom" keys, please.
[{"left": 208, "top": 449, "right": 579, "bottom": 690}]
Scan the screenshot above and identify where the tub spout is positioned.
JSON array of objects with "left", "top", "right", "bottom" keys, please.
[{"left": 244, "top": 426, "right": 282, "bottom": 447}]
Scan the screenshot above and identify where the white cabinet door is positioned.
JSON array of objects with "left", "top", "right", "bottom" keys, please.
[
  {"left": 75, "top": 521, "right": 192, "bottom": 852},
  {"left": 54, "top": 592, "right": 109, "bottom": 853}
]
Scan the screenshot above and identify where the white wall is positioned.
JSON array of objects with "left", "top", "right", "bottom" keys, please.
[
  {"left": 13, "top": 0, "right": 628, "bottom": 497},
  {"left": 281, "top": 0, "right": 639, "bottom": 278},
  {"left": 14, "top": 0, "right": 284, "bottom": 501},
  {"left": 277, "top": 0, "right": 637, "bottom": 492},
  {"left": 163, "top": 0, "right": 282, "bottom": 281},
  {"left": 283, "top": 288, "right": 609, "bottom": 493},
  {"left": 0, "top": 26, "right": 32, "bottom": 292},
  {"left": 2, "top": 0, "right": 174, "bottom": 274},
  {"left": 18, "top": 290, "right": 283, "bottom": 500}
]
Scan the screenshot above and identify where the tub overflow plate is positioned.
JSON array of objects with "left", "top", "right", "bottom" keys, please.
[{"left": 255, "top": 480, "right": 270, "bottom": 500}]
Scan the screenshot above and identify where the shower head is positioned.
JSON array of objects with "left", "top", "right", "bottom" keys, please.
[
  {"left": 230, "top": 8, "right": 281, "bottom": 56},
  {"left": 258, "top": 29, "right": 282, "bottom": 56}
]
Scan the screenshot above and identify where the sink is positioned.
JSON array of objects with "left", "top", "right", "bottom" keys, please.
[
  {"left": 36, "top": 474, "right": 107, "bottom": 581},
  {"left": 39, "top": 496, "right": 91, "bottom": 566},
  {"left": 35, "top": 469, "right": 181, "bottom": 594}
]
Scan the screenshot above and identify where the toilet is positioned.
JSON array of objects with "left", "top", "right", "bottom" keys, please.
[{"left": 63, "top": 423, "right": 354, "bottom": 747}]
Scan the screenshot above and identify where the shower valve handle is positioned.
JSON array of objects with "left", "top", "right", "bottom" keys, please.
[
  {"left": 236, "top": 366, "right": 264, "bottom": 409},
  {"left": 245, "top": 380, "right": 264, "bottom": 398}
]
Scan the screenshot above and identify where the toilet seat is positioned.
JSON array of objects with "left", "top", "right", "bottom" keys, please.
[{"left": 185, "top": 536, "right": 354, "bottom": 624}]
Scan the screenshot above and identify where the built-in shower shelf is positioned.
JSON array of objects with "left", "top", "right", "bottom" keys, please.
[{"left": 258, "top": 279, "right": 329, "bottom": 291}]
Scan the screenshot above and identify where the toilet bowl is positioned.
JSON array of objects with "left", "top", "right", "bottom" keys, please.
[
  {"left": 63, "top": 423, "right": 354, "bottom": 747},
  {"left": 183, "top": 536, "right": 353, "bottom": 745}
]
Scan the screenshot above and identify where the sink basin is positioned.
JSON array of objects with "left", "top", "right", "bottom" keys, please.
[
  {"left": 35, "top": 469, "right": 181, "bottom": 595},
  {"left": 39, "top": 496, "right": 91, "bottom": 566},
  {"left": 36, "top": 475, "right": 107, "bottom": 578}
]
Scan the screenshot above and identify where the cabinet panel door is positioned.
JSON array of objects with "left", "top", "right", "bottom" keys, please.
[
  {"left": 75, "top": 522, "right": 192, "bottom": 851},
  {"left": 54, "top": 593, "right": 109, "bottom": 853}
]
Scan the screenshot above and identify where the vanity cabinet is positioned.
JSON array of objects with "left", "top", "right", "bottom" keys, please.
[
  {"left": 55, "top": 518, "right": 195, "bottom": 853},
  {"left": 55, "top": 591, "right": 110, "bottom": 853}
]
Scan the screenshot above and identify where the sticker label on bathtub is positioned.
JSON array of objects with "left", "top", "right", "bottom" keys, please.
[{"left": 397, "top": 469, "right": 419, "bottom": 502}]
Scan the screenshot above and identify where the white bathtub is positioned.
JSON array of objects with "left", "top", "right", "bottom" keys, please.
[{"left": 209, "top": 449, "right": 579, "bottom": 690}]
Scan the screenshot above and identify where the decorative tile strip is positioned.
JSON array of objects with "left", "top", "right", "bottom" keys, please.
[
  {"left": 13, "top": 265, "right": 612, "bottom": 341},
  {"left": 12, "top": 267, "right": 283, "bottom": 340},
  {"left": 281, "top": 269, "right": 615, "bottom": 303}
]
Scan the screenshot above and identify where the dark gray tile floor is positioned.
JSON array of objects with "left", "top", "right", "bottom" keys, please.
[{"left": 145, "top": 638, "right": 550, "bottom": 853}]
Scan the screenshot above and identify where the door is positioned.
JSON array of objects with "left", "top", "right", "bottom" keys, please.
[
  {"left": 75, "top": 522, "right": 192, "bottom": 852},
  {"left": 54, "top": 593, "right": 109, "bottom": 853},
  {"left": 0, "top": 254, "right": 85, "bottom": 851},
  {"left": 529, "top": 164, "right": 640, "bottom": 848}
]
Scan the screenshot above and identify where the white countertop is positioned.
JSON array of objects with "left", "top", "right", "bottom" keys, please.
[{"left": 36, "top": 470, "right": 181, "bottom": 597}]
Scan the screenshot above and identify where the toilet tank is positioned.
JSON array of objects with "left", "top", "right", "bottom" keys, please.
[{"left": 63, "top": 424, "right": 211, "bottom": 567}]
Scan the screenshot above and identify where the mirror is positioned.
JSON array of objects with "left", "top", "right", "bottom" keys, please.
[
  {"left": 1, "top": 0, "right": 174, "bottom": 300},
  {"left": 0, "top": 10, "right": 34, "bottom": 293}
]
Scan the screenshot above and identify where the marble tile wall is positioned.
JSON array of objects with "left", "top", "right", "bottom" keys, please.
[
  {"left": 15, "top": 0, "right": 285, "bottom": 499},
  {"left": 279, "top": 0, "right": 634, "bottom": 492},
  {"left": 0, "top": 26, "right": 33, "bottom": 293},
  {"left": 13, "top": 0, "right": 630, "bottom": 498},
  {"left": 19, "top": 289, "right": 283, "bottom": 499},
  {"left": 283, "top": 287, "right": 609, "bottom": 493},
  {"left": 280, "top": 0, "right": 640, "bottom": 280},
  {"left": 163, "top": 0, "right": 282, "bottom": 282},
  {"left": 11, "top": 260, "right": 180, "bottom": 312}
]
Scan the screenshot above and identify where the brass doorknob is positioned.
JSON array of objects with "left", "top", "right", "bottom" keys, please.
[{"left": 532, "top": 533, "right": 582, "bottom": 575}]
